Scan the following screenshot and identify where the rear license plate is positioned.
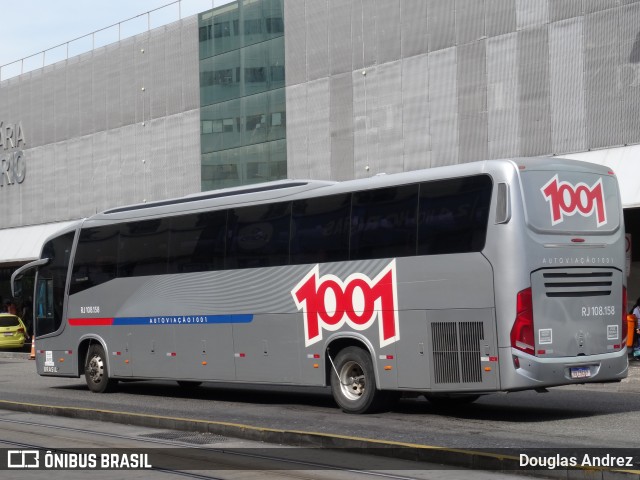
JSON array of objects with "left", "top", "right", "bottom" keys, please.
[
  {"left": 570, "top": 367, "right": 591, "bottom": 379},
  {"left": 3, "top": 332, "right": 13, "bottom": 337}
]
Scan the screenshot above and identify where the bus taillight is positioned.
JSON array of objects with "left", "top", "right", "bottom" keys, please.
[
  {"left": 622, "top": 286, "right": 628, "bottom": 349},
  {"left": 511, "top": 288, "right": 535, "bottom": 355}
]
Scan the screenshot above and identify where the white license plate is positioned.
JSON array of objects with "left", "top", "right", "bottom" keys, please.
[
  {"left": 3, "top": 332, "right": 13, "bottom": 337},
  {"left": 570, "top": 367, "right": 591, "bottom": 379}
]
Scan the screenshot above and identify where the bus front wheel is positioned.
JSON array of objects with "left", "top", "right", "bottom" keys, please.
[
  {"left": 330, "top": 346, "right": 391, "bottom": 414},
  {"left": 85, "top": 344, "right": 118, "bottom": 393}
]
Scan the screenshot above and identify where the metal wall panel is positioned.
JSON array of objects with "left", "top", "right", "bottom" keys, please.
[
  {"left": 549, "top": 0, "right": 583, "bottom": 21},
  {"left": 20, "top": 146, "right": 45, "bottom": 224},
  {"left": 166, "top": 22, "right": 184, "bottom": 116},
  {"left": 306, "top": 0, "right": 329, "bottom": 81},
  {"left": 487, "top": 33, "right": 519, "bottom": 159},
  {"left": 164, "top": 114, "right": 183, "bottom": 199},
  {"left": 375, "top": 61, "right": 404, "bottom": 174},
  {"left": 78, "top": 53, "right": 94, "bottom": 138},
  {"left": 135, "top": 34, "right": 151, "bottom": 125},
  {"left": 92, "top": 49, "right": 108, "bottom": 134},
  {"left": 150, "top": 117, "right": 168, "bottom": 200},
  {"left": 618, "top": 3, "right": 640, "bottom": 145},
  {"left": 105, "top": 43, "right": 123, "bottom": 130},
  {"left": 150, "top": 28, "right": 168, "bottom": 120},
  {"left": 549, "top": 18, "right": 586, "bottom": 154},
  {"left": 41, "top": 66, "right": 55, "bottom": 146},
  {"left": 584, "top": 9, "right": 622, "bottom": 149},
  {"left": 329, "top": 0, "right": 352, "bottom": 75},
  {"left": 518, "top": 27, "right": 551, "bottom": 156},
  {"left": 5, "top": 78, "right": 20, "bottom": 127},
  {"left": 457, "top": 42, "right": 488, "bottom": 163},
  {"left": 180, "top": 17, "right": 200, "bottom": 112},
  {"left": 28, "top": 72, "right": 44, "bottom": 148},
  {"left": 0, "top": 16, "right": 201, "bottom": 228},
  {"left": 428, "top": 48, "right": 458, "bottom": 166},
  {"left": 375, "top": 0, "right": 401, "bottom": 64},
  {"left": 352, "top": 68, "right": 371, "bottom": 177},
  {"left": 119, "top": 123, "right": 140, "bottom": 207},
  {"left": 180, "top": 109, "right": 202, "bottom": 193},
  {"left": 402, "top": 52, "right": 431, "bottom": 171},
  {"left": 351, "top": 0, "right": 378, "bottom": 69},
  {"left": 92, "top": 131, "right": 108, "bottom": 212},
  {"left": 65, "top": 58, "right": 81, "bottom": 142},
  {"left": 428, "top": 0, "right": 455, "bottom": 52},
  {"left": 485, "top": 0, "right": 516, "bottom": 37},
  {"left": 285, "top": 83, "right": 309, "bottom": 178},
  {"left": 306, "top": 78, "right": 331, "bottom": 179},
  {"left": 120, "top": 38, "right": 137, "bottom": 127},
  {"left": 457, "top": 0, "right": 486, "bottom": 45},
  {"left": 104, "top": 129, "right": 122, "bottom": 212},
  {"left": 53, "top": 65, "right": 68, "bottom": 142},
  {"left": 284, "top": 0, "right": 307, "bottom": 85},
  {"left": 65, "top": 138, "right": 83, "bottom": 220},
  {"left": 400, "top": 0, "right": 428, "bottom": 58},
  {"left": 53, "top": 142, "right": 69, "bottom": 219},
  {"left": 330, "top": 73, "right": 354, "bottom": 180},
  {"left": 584, "top": 0, "right": 619, "bottom": 14},
  {"left": 516, "top": 0, "right": 548, "bottom": 30}
]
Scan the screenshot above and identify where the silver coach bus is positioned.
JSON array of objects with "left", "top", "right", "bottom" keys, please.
[{"left": 12, "top": 158, "right": 628, "bottom": 413}]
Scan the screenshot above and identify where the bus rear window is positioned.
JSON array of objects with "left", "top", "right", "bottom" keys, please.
[{"left": 520, "top": 171, "right": 620, "bottom": 234}]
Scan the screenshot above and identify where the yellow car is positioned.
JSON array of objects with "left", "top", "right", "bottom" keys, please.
[{"left": 0, "top": 314, "right": 27, "bottom": 349}]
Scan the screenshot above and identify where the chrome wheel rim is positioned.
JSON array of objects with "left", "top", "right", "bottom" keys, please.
[
  {"left": 87, "top": 355, "right": 105, "bottom": 384},
  {"left": 339, "top": 360, "right": 365, "bottom": 401}
]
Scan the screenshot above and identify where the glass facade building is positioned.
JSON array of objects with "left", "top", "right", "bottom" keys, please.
[{"left": 199, "top": 0, "right": 286, "bottom": 191}]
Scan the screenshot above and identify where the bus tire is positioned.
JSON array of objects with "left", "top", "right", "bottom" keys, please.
[
  {"left": 330, "top": 346, "right": 390, "bottom": 414},
  {"left": 85, "top": 344, "right": 117, "bottom": 393}
]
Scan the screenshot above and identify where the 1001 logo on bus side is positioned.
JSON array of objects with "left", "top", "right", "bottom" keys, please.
[{"left": 291, "top": 260, "right": 399, "bottom": 348}]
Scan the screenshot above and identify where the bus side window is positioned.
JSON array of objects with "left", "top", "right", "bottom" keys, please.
[
  {"left": 417, "top": 175, "right": 492, "bottom": 255},
  {"left": 118, "top": 219, "right": 170, "bottom": 278},
  {"left": 70, "top": 226, "right": 118, "bottom": 295},
  {"left": 291, "top": 194, "right": 351, "bottom": 264},
  {"left": 350, "top": 185, "right": 418, "bottom": 261},
  {"left": 168, "top": 211, "right": 226, "bottom": 274},
  {"left": 226, "top": 202, "right": 291, "bottom": 269}
]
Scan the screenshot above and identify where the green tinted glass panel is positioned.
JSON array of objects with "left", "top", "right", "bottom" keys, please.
[{"left": 199, "top": 0, "right": 286, "bottom": 191}]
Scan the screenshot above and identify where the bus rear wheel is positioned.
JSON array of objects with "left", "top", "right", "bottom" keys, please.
[
  {"left": 330, "top": 346, "right": 391, "bottom": 414},
  {"left": 85, "top": 344, "right": 117, "bottom": 393}
]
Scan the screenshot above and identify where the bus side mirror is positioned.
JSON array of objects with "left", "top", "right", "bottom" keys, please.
[{"left": 13, "top": 279, "right": 22, "bottom": 299}]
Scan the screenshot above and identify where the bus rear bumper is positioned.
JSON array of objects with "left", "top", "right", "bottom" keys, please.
[{"left": 499, "top": 347, "right": 629, "bottom": 391}]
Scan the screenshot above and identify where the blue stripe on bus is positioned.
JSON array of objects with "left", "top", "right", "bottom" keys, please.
[{"left": 112, "top": 315, "right": 253, "bottom": 326}]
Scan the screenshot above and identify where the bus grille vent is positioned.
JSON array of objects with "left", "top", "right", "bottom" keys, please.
[
  {"left": 543, "top": 271, "right": 612, "bottom": 297},
  {"left": 432, "top": 321, "right": 484, "bottom": 384}
]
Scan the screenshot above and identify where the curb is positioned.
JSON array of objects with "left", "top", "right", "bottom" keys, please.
[
  {"left": 0, "top": 351, "right": 30, "bottom": 360},
  {"left": 0, "top": 399, "right": 638, "bottom": 479}
]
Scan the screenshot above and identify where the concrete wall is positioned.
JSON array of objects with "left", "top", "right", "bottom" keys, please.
[{"left": 0, "top": 17, "right": 202, "bottom": 229}]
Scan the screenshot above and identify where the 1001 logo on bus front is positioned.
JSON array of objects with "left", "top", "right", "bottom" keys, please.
[
  {"left": 291, "top": 260, "right": 400, "bottom": 348},
  {"left": 541, "top": 175, "right": 607, "bottom": 227}
]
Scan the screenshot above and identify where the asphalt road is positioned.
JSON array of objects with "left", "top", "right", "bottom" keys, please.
[
  {"left": 0, "top": 354, "right": 639, "bottom": 453},
  {"left": 0, "top": 410, "right": 538, "bottom": 480}
]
